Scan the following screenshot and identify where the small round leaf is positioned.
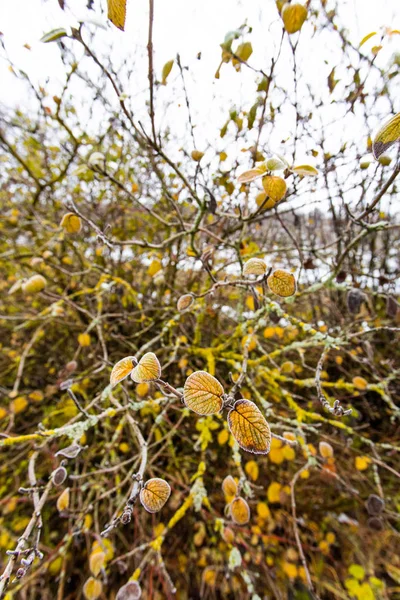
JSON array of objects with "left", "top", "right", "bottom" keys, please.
[
  {"left": 230, "top": 497, "right": 250, "bottom": 525},
  {"left": 228, "top": 399, "right": 271, "bottom": 454},
  {"left": 243, "top": 258, "right": 267, "bottom": 276},
  {"left": 267, "top": 269, "right": 296, "bottom": 297},
  {"left": 183, "top": 371, "right": 224, "bottom": 415},
  {"left": 140, "top": 478, "right": 171, "bottom": 513},
  {"left": 131, "top": 352, "right": 161, "bottom": 383},
  {"left": 110, "top": 356, "right": 136, "bottom": 387},
  {"left": 60, "top": 212, "right": 82, "bottom": 234}
]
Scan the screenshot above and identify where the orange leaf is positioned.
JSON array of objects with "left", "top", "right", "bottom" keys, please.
[
  {"left": 183, "top": 371, "right": 224, "bottom": 415},
  {"left": 140, "top": 478, "right": 171, "bottom": 513},
  {"left": 227, "top": 399, "right": 271, "bottom": 454}
]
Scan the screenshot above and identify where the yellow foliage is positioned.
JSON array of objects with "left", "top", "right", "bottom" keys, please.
[
  {"left": 245, "top": 460, "right": 259, "bottom": 481},
  {"left": 56, "top": 487, "right": 70, "bottom": 512},
  {"left": 353, "top": 376, "right": 368, "bottom": 390},
  {"left": 267, "top": 482, "right": 282, "bottom": 503},
  {"left": 11, "top": 396, "right": 28, "bottom": 414},
  {"left": 78, "top": 333, "right": 91, "bottom": 347},
  {"left": 217, "top": 429, "right": 229, "bottom": 445},
  {"left": 282, "top": 561, "right": 298, "bottom": 579},
  {"left": 256, "top": 501, "right": 271, "bottom": 519},
  {"left": 355, "top": 456, "right": 371, "bottom": 471},
  {"left": 83, "top": 577, "right": 103, "bottom": 600}
]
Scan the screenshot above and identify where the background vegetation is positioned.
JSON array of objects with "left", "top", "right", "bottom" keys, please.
[{"left": 1, "top": 0, "right": 400, "bottom": 598}]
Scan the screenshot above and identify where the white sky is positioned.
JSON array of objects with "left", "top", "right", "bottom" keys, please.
[{"left": 0, "top": 1, "right": 399, "bottom": 175}]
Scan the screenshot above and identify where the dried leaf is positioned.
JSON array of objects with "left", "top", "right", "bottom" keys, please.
[
  {"left": 89, "top": 551, "right": 106, "bottom": 577},
  {"left": 237, "top": 168, "right": 265, "bottom": 183},
  {"left": 107, "top": 0, "right": 126, "bottom": 30},
  {"left": 131, "top": 352, "right": 161, "bottom": 383},
  {"left": 227, "top": 399, "right": 271, "bottom": 454},
  {"left": 222, "top": 475, "right": 238, "bottom": 498},
  {"left": 22, "top": 275, "right": 47, "bottom": 294},
  {"left": 243, "top": 258, "right": 267, "bottom": 276},
  {"left": 281, "top": 2, "right": 308, "bottom": 34},
  {"left": 292, "top": 164, "right": 319, "bottom": 177},
  {"left": 52, "top": 466, "right": 68, "bottom": 486},
  {"left": 83, "top": 577, "right": 103, "bottom": 600},
  {"left": 110, "top": 356, "right": 136, "bottom": 387},
  {"left": 55, "top": 444, "right": 82, "bottom": 459},
  {"left": 116, "top": 581, "right": 142, "bottom": 600},
  {"left": 372, "top": 112, "right": 400, "bottom": 159},
  {"left": 57, "top": 487, "right": 70, "bottom": 512},
  {"left": 140, "top": 478, "right": 171, "bottom": 513},
  {"left": 267, "top": 269, "right": 296, "bottom": 297},
  {"left": 177, "top": 294, "right": 194, "bottom": 311},
  {"left": 183, "top": 371, "right": 224, "bottom": 415},
  {"left": 60, "top": 213, "right": 82, "bottom": 234},
  {"left": 230, "top": 496, "right": 250, "bottom": 525},
  {"left": 262, "top": 175, "right": 287, "bottom": 201}
]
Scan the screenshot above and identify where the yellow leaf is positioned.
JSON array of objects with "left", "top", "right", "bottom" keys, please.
[
  {"left": 241, "top": 334, "right": 257, "bottom": 351},
  {"left": 227, "top": 399, "right": 271, "bottom": 454},
  {"left": 372, "top": 112, "right": 400, "bottom": 159},
  {"left": 136, "top": 382, "right": 150, "bottom": 397},
  {"left": 147, "top": 259, "right": 162, "bottom": 276},
  {"left": 237, "top": 167, "right": 265, "bottom": 183},
  {"left": 60, "top": 212, "right": 82, "bottom": 234},
  {"left": 319, "top": 441, "right": 334, "bottom": 458},
  {"left": 83, "top": 577, "right": 103, "bottom": 600},
  {"left": 110, "top": 356, "right": 136, "bottom": 387},
  {"left": 359, "top": 31, "right": 377, "bottom": 47},
  {"left": 183, "top": 371, "right": 224, "bottom": 415},
  {"left": 107, "top": 0, "right": 126, "bottom": 30},
  {"left": 230, "top": 496, "right": 250, "bottom": 525},
  {"left": 256, "top": 501, "right": 271, "bottom": 519},
  {"left": 282, "top": 561, "right": 298, "bottom": 579},
  {"left": 78, "top": 333, "right": 91, "bottom": 347},
  {"left": 0, "top": 407, "right": 8, "bottom": 420},
  {"left": 243, "top": 258, "right": 267, "bottom": 276},
  {"left": 245, "top": 460, "right": 259, "bottom": 481},
  {"left": 131, "top": 352, "right": 161, "bottom": 383},
  {"left": 222, "top": 475, "right": 238, "bottom": 499},
  {"left": 262, "top": 175, "right": 287, "bottom": 201},
  {"left": 10, "top": 396, "right": 28, "bottom": 414},
  {"left": 292, "top": 164, "right": 319, "bottom": 177},
  {"left": 355, "top": 456, "right": 371, "bottom": 471},
  {"left": 246, "top": 296, "right": 255, "bottom": 311},
  {"left": 22, "top": 275, "right": 47, "bottom": 294},
  {"left": 218, "top": 429, "right": 229, "bottom": 445},
  {"left": 140, "top": 477, "right": 171, "bottom": 513},
  {"left": 267, "top": 269, "right": 296, "bottom": 297},
  {"left": 92, "top": 539, "right": 114, "bottom": 561},
  {"left": 281, "top": 2, "right": 308, "bottom": 34},
  {"left": 353, "top": 376, "right": 368, "bottom": 390},
  {"left": 202, "top": 568, "right": 217, "bottom": 586},
  {"left": 56, "top": 487, "right": 70, "bottom": 512},
  {"left": 268, "top": 448, "right": 284, "bottom": 464},
  {"left": 161, "top": 59, "right": 174, "bottom": 85},
  {"left": 89, "top": 551, "right": 106, "bottom": 577},
  {"left": 191, "top": 150, "right": 204, "bottom": 161},
  {"left": 282, "top": 445, "right": 295, "bottom": 461},
  {"left": 281, "top": 361, "right": 294, "bottom": 373},
  {"left": 235, "top": 42, "right": 253, "bottom": 62}
]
